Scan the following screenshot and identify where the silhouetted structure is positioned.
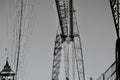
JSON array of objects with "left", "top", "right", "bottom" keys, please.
[
  {"left": 97, "top": 0, "right": 120, "bottom": 80},
  {"left": 109, "top": 0, "right": 120, "bottom": 80},
  {"left": 0, "top": 59, "right": 15, "bottom": 80}
]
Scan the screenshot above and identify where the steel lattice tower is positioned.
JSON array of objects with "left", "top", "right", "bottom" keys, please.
[
  {"left": 51, "top": 0, "right": 85, "bottom": 80},
  {"left": 109, "top": 0, "right": 120, "bottom": 80}
]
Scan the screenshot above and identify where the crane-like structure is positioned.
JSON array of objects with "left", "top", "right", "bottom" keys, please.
[
  {"left": 52, "top": 0, "right": 85, "bottom": 80},
  {"left": 109, "top": 0, "right": 120, "bottom": 80}
]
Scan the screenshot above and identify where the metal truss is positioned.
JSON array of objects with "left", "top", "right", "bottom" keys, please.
[
  {"left": 72, "top": 12, "right": 85, "bottom": 80},
  {"left": 109, "top": 0, "right": 120, "bottom": 80},
  {"left": 109, "top": 0, "right": 120, "bottom": 38},
  {"left": 52, "top": 0, "right": 85, "bottom": 80},
  {"left": 55, "top": 0, "right": 73, "bottom": 41},
  {"left": 52, "top": 24, "right": 85, "bottom": 80},
  {"left": 52, "top": 28, "right": 63, "bottom": 80}
]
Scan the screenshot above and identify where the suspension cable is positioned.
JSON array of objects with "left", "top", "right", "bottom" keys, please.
[{"left": 16, "top": 0, "right": 23, "bottom": 75}]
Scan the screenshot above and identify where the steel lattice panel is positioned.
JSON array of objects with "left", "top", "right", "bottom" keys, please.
[{"left": 97, "top": 62, "right": 116, "bottom": 80}]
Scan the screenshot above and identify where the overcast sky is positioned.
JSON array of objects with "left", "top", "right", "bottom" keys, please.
[{"left": 0, "top": 0, "right": 117, "bottom": 80}]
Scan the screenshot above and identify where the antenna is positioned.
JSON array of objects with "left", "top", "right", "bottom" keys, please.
[{"left": 5, "top": 48, "right": 9, "bottom": 60}]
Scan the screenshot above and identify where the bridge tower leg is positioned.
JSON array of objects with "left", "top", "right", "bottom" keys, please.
[
  {"left": 51, "top": 0, "right": 85, "bottom": 80},
  {"left": 109, "top": 0, "right": 120, "bottom": 79}
]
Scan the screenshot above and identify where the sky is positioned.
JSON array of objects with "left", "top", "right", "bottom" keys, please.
[{"left": 0, "top": 0, "right": 117, "bottom": 80}]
